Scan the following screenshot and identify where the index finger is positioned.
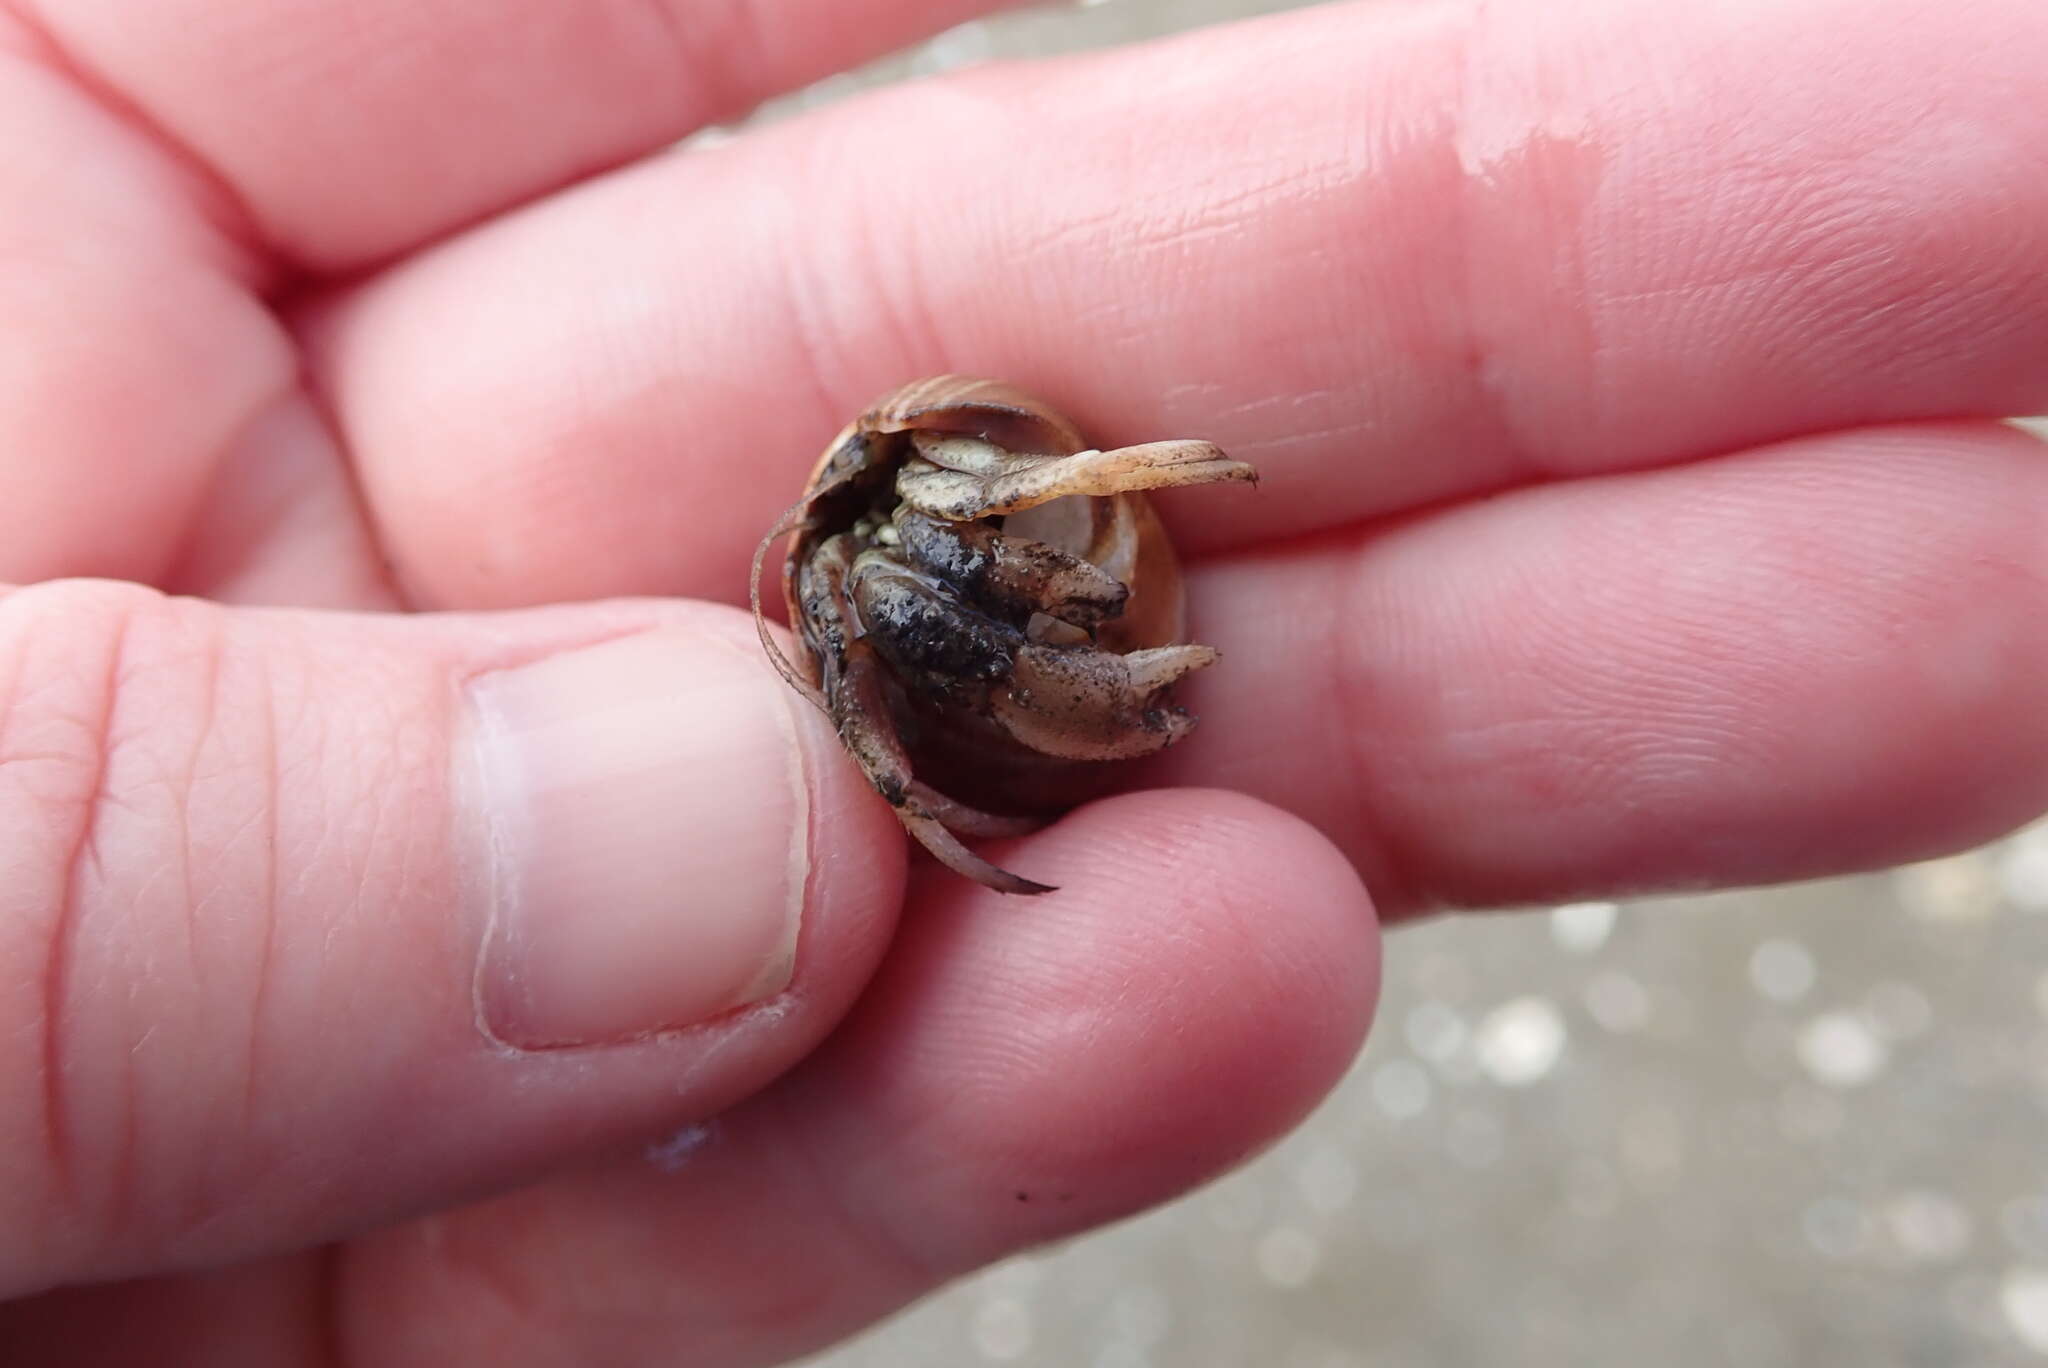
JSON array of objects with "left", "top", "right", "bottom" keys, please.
[
  {"left": 1149, "top": 421, "right": 2048, "bottom": 916},
  {"left": 304, "top": 0, "right": 2048, "bottom": 610},
  {"left": 299, "top": 0, "right": 2048, "bottom": 610}
]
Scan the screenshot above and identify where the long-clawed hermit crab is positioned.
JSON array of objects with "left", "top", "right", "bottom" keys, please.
[{"left": 752, "top": 377, "right": 1257, "bottom": 894}]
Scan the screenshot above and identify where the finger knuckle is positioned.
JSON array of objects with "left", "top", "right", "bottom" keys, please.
[{"left": 0, "top": 579, "right": 242, "bottom": 1278}]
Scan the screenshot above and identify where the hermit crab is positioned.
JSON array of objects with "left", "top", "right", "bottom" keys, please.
[{"left": 751, "top": 377, "right": 1257, "bottom": 894}]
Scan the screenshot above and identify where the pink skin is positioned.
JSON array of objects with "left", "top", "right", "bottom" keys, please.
[{"left": 0, "top": 0, "right": 2042, "bottom": 1362}]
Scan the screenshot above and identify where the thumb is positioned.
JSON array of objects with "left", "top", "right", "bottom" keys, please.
[{"left": 0, "top": 579, "right": 903, "bottom": 1297}]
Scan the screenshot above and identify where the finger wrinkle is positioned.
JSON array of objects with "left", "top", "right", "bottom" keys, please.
[
  {"left": 639, "top": 0, "right": 758, "bottom": 124},
  {"left": 16, "top": 0, "right": 1035, "bottom": 272},
  {"left": 0, "top": 18, "right": 302, "bottom": 584},
  {"left": 776, "top": 1090, "right": 948, "bottom": 1289},
  {"left": 771, "top": 117, "right": 960, "bottom": 417},
  {"left": 1326, "top": 532, "right": 1435, "bottom": 916},
  {"left": 0, "top": 0, "right": 269, "bottom": 279},
  {"left": 56, "top": 600, "right": 137, "bottom": 1224},
  {"left": 772, "top": 168, "right": 893, "bottom": 430},
  {"left": 0, "top": 583, "right": 156, "bottom": 1293}
]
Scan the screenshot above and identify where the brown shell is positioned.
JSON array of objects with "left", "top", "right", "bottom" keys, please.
[{"left": 752, "top": 376, "right": 1256, "bottom": 894}]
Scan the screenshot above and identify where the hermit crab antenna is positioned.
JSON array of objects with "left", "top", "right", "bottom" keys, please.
[{"left": 749, "top": 500, "right": 829, "bottom": 713}]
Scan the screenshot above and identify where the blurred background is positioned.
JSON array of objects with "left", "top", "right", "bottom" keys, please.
[{"left": 725, "top": 4, "right": 2048, "bottom": 1363}]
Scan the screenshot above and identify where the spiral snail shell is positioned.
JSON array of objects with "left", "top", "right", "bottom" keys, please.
[{"left": 751, "top": 377, "right": 1256, "bottom": 894}]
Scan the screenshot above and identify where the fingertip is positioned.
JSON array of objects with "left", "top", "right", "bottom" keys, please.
[
  {"left": 0, "top": 592, "right": 915, "bottom": 1291},
  {"left": 301, "top": 788, "right": 1379, "bottom": 1367},
  {"left": 821, "top": 787, "right": 1380, "bottom": 1270}
]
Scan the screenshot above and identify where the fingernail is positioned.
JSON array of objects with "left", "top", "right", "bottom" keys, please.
[{"left": 460, "top": 627, "right": 808, "bottom": 1048}]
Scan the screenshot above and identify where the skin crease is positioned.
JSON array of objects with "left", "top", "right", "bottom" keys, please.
[{"left": 0, "top": 1, "right": 2041, "bottom": 1366}]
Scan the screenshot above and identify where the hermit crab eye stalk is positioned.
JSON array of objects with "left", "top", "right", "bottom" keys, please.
[{"left": 750, "top": 376, "right": 1258, "bottom": 895}]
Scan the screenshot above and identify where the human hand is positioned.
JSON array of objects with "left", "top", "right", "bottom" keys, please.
[{"left": 1, "top": 0, "right": 2044, "bottom": 1363}]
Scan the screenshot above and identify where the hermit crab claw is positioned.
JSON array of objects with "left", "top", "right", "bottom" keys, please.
[
  {"left": 898, "top": 433, "right": 1258, "bottom": 521},
  {"left": 751, "top": 376, "right": 1258, "bottom": 895}
]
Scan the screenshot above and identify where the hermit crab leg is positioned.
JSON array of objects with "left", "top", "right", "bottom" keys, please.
[
  {"left": 847, "top": 553, "right": 1022, "bottom": 686},
  {"left": 990, "top": 642, "right": 1221, "bottom": 762},
  {"left": 834, "top": 642, "right": 1055, "bottom": 897},
  {"left": 898, "top": 806, "right": 1056, "bottom": 898},
  {"left": 904, "top": 781, "right": 1043, "bottom": 839},
  {"left": 892, "top": 509, "right": 1129, "bottom": 631},
  {"left": 898, "top": 433, "right": 1258, "bottom": 521},
  {"left": 775, "top": 530, "right": 1058, "bottom": 895},
  {"left": 853, "top": 533, "right": 1219, "bottom": 766}
]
